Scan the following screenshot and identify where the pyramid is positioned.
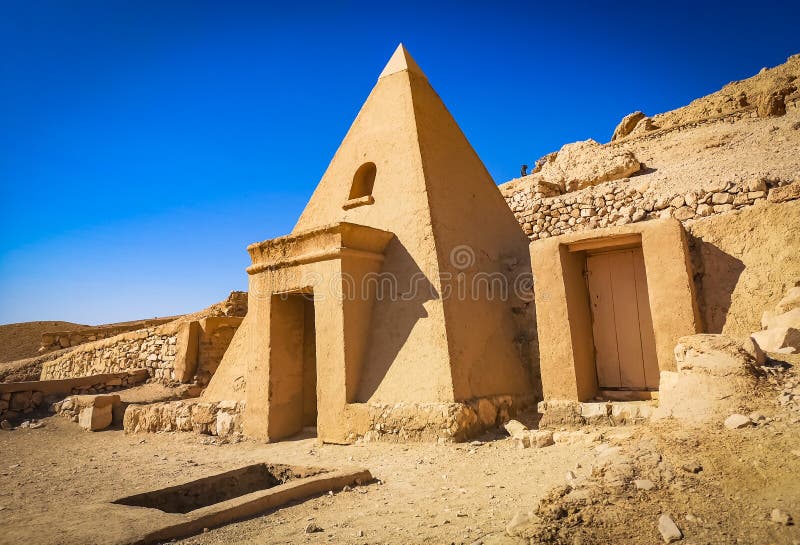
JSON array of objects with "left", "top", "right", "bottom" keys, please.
[
  {"left": 204, "top": 44, "right": 536, "bottom": 442},
  {"left": 292, "top": 43, "right": 534, "bottom": 403}
]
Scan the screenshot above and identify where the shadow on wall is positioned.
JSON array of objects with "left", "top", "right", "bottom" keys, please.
[
  {"left": 514, "top": 250, "right": 541, "bottom": 400},
  {"left": 355, "top": 238, "right": 438, "bottom": 402},
  {"left": 687, "top": 233, "right": 745, "bottom": 334}
]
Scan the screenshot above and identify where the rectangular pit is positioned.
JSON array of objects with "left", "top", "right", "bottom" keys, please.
[{"left": 113, "top": 463, "right": 327, "bottom": 514}]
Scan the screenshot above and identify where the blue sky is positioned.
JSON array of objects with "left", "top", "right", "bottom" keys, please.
[{"left": 1, "top": 1, "right": 798, "bottom": 325}]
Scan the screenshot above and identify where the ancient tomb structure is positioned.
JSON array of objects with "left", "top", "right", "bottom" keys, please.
[
  {"left": 530, "top": 219, "right": 701, "bottom": 404},
  {"left": 202, "top": 44, "right": 536, "bottom": 443}
]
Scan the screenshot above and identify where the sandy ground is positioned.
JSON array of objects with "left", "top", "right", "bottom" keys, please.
[{"left": 1, "top": 384, "right": 798, "bottom": 545}]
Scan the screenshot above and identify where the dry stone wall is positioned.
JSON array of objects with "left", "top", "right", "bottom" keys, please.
[
  {"left": 123, "top": 399, "right": 244, "bottom": 438},
  {"left": 39, "top": 318, "right": 175, "bottom": 353},
  {"left": 502, "top": 176, "right": 798, "bottom": 241},
  {"left": 41, "top": 326, "right": 179, "bottom": 381},
  {"left": 0, "top": 369, "right": 147, "bottom": 422}
]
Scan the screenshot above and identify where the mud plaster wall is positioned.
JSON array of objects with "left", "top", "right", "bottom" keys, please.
[
  {"left": 196, "top": 318, "right": 244, "bottom": 386},
  {"left": 687, "top": 199, "right": 800, "bottom": 338}
]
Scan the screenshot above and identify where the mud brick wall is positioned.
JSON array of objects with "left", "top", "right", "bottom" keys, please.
[
  {"left": 196, "top": 318, "right": 244, "bottom": 386},
  {"left": 501, "top": 177, "right": 799, "bottom": 241}
]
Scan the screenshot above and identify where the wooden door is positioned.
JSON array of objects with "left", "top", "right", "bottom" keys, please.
[{"left": 586, "top": 248, "right": 659, "bottom": 390}]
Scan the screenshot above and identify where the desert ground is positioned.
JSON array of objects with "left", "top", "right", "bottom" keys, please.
[{"left": 1, "top": 358, "right": 798, "bottom": 545}]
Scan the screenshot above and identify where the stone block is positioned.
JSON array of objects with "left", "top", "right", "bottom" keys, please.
[
  {"left": 673, "top": 334, "right": 757, "bottom": 376},
  {"left": 579, "top": 402, "right": 610, "bottom": 419},
  {"left": 767, "top": 182, "right": 800, "bottom": 203},
  {"left": 78, "top": 405, "right": 112, "bottom": 431}
]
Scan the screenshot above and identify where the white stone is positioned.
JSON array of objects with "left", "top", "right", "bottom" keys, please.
[
  {"left": 658, "top": 514, "right": 683, "bottom": 543},
  {"left": 770, "top": 508, "right": 793, "bottom": 525},
  {"left": 724, "top": 414, "right": 752, "bottom": 429}
]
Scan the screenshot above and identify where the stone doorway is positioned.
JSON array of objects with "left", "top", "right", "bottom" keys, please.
[
  {"left": 269, "top": 292, "right": 317, "bottom": 438},
  {"left": 585, "top": 247, "right": 659, "bottom": 393}
]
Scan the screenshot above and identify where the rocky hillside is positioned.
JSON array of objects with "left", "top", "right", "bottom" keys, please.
[{"left": 502, "top": 52, "right": 800, "bottom": 199}]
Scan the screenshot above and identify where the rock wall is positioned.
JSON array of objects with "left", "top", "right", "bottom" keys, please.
[
  {"left": 123, "top": 399, "right": 244, "bottom": 438},
  {"left": 343, "top": 394, "right": 535, "bottom": 443},
  {"left": 39, "top": 317, "right": 243, "bottom": 385},
  {"left": 501, "top": 175, "right": 797, "bottom": 242},
  {"left": 39, "top": 318, "right": 176, "bottom": 353},
  {"left": 0, "top": 369, "right": 147, "bottom": 422},
  {"left": 40, "top": 325, "right": 180, "bottom": 381}
]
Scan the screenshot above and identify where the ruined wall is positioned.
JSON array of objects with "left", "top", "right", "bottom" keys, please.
[
  {"left": 39, "top": 317, "right": 244, "bottom": 385},
  {"left": 0, "top": 370, "right": 147, "bottom": 421},
  {"left": 40, "top": 326, "right": 180, "bottom": 381},
  {"left": 39, "top": 318, "right": 176, "bottom": 353},
  {"left": 124, "top": 399, "right": 244, "bottom": 438},
  {"left": 196, "top": 318, "right": 244, "bottom": 386}
]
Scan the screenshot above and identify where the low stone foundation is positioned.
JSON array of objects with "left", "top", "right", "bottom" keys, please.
[
  {"left": 537, "top": 400, "right": 657, "bottom": 428},
  {"left": 123, "top": 399, "right": 245, "bottom": 438},
  {"left": 0, "top": 369, "right": 148, "bottom": 422},
  {"left": 343, "top": 395, "right": 536, "bottom": 443}
]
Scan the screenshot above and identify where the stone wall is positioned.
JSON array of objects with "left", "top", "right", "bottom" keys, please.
[
  {"left": 39, "top": 317, "right": 243, "bottom": 385},
  {"left": 0, "top": 369, "right": 147, "bottom": 422},
  {"left": 343, "top": 394, "right": 535, "bottom": 443},
  {"left": 123, "top": 399, "right": 244, "bottom": 438},
  {"left": 40, "top": 325, "right": 181, "bottom": 381},
  {"left": 39, "top": 318, "right": 176, "bottom": 353},
  {"left": 501, "top": 176, "right": 798, "bottom": 242}
]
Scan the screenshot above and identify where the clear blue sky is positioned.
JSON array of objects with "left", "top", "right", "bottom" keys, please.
[{"left": 1, "top": 1, "right": 798, "bottom": 325}]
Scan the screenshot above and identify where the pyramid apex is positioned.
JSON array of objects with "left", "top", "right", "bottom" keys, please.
[{"left": 378, "top": 43, "right": 426, "bottom": 80}]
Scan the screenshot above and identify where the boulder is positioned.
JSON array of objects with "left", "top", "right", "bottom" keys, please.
[
  {"left": 673, "top": 334, "right": 758, "bottom": 376},
  {"left": 539, "top": 139, "right": 641, "bottom": 192},
  {"left": 611, "top": 111, "right": 646, "bottom": 141},
  {"left": 657, "top": 514, "right": 683, "bottom": 543},
  {"left": 629, "top": 116, "right": 658, "bottom": 137},
  {"left": 758, "top": 93, "right": 786, "bottom": 117},
  {"left": 767, "top": 182, "right": 800, "bottom": 203},
  {"left": 503, "top": 419, "right": 528, "bottom": 438},
  {"left": 724, "top": 414, "right": 752, "bottom": 429}
]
